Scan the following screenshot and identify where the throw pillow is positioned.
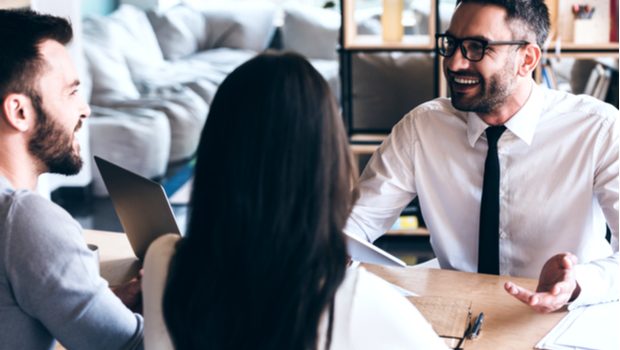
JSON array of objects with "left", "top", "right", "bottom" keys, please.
[
  {"left": 281, "top": 4, "right": 340, "bottom": 60},
  {"left": 197, "top": 1, "right": 277, "bottom": 52},
  {"left": 82, "top": 16, "right": 140, "bottom": 104},
  {"left": 147, "top": 4, "right": 208, "bottom": 61},
  {"left": 109, "top": 5, "right": 166, "bottom": 75}
]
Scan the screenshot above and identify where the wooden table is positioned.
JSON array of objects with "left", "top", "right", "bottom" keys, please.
[
  {"left": 364, "top": 264, "right": 567, "bottom": 349},
  {"left": 79, "top": 230, "right": 565, "bottom": 349},
  {"left": 85, "top": 229, "right": 141, "bottom": 287}
]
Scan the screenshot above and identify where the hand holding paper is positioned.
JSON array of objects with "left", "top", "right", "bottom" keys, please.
[{"left": 504, "top": 253, "right": 581, "bottom": 313}]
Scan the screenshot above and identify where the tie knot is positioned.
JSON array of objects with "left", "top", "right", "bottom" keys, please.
[{"left": 485, "top": 126, "right": 506, "bottom": 146}]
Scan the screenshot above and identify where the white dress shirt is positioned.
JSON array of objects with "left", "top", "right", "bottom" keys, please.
[{"left": 345, "top": 84, "right": 619, "bottom": 307}]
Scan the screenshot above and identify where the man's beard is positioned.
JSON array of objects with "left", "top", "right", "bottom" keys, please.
[
  {"left": 27, "top": 93, "right": 83, "bottom": 175},
  {"left": 449, "top": 59, "right": 515, "bottom": 114}
]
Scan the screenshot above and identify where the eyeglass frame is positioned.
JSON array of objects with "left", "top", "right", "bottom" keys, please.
[{"left": 435, "top": 33, "right": 530, "bottom": 62}]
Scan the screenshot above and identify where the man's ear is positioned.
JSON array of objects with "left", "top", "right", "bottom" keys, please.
[
  {"left": 1, "top": 93, "right": 35, "bottom": 132},
  {"left": 518, "top": 44, "right": 542, "bottom": 77}
]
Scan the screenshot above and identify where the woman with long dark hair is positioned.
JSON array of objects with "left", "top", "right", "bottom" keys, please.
[{"left": 142, "top": 52, "right": 446, "bottom": 350}]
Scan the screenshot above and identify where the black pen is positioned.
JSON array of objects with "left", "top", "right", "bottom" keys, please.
[{"left": 469, "top": 312, "right": 484, "bottom": 339}]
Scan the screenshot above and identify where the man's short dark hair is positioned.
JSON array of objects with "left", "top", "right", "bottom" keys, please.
[
  {"left": 458, "top": 0, "right": 550, "bottom": 47},
  {"left": 0, "top": 9, "right": 73, "bottom": 102}
]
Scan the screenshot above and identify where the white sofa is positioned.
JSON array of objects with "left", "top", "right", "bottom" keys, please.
[{"left": 82, "top": 2, "right": 341, "bottom": 196}]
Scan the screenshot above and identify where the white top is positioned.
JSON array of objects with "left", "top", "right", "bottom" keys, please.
[
  {"left": 142, "top": 235, "right": 447, "bottom": 350},
  {"left": 317, "top": 266, "right": 447, "bottom": 349},
  {"left": 345, "top": 84, "right": 619, "bottom": 308}
]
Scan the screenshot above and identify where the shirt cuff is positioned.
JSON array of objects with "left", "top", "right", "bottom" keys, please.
[{"left": 569, "top": 263, "right": 619, "bottom": 310}]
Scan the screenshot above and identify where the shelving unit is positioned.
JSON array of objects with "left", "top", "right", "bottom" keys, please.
[
  {"left": 341, "top": 0, "right": 619, "bottom": 105},
  {"left": 339, "top": 0, "right": 441, "bottom": 136},
  {"left": 537, "top": 0, "right": 619, "bottom": 90},
  {"left": 340, "top": 0, "right": 441, "bottom": 237},
  {"left": 535, "top": 43, "right": 619, "bottom": 93}
]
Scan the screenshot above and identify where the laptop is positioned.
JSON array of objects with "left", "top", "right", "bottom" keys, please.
[
  {"left": 345, "top": 232, "right": 406, "bottom": 267},
  {"left": 94, "top": 156, "right": 405, "bottom": 267},
  {"left": 94, "top": 156, "right": 181, "bottom": 260}
]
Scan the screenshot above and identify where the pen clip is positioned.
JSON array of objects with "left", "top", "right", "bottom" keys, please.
[{"left": 468, "top": 312, "right": 484, "bottom": 340}]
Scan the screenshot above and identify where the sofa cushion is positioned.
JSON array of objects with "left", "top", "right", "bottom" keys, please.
[
  {"left": 183, "top": 48, "right": 256, "bottom": 83},
  {"left": 89, "top": 106, "right": 171, "bottom": 196},
  {"left": 104, "top": 87, "right": 209, "bottom": 162},
  {"left": 147, "top": 4, "right": 208, "bottom": 60},
  {"left": 281, "top": 4, "right": 340, "bottom": 60},
  {"left": 82, "top": 16, "right": 140, "bottom": 104},
  {"left": 196, "top": 1, "right": 277, "bottom": 52},
  {"left": 131, "top": 48, "right": 256, "bottom": 104},
  {"left": 109, "top": 5, "right": 166, "bottom": 79}
]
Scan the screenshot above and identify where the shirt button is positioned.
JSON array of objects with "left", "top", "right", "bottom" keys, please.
[{"left": 500, "top": 230, "right": 508, "bottom": 239}]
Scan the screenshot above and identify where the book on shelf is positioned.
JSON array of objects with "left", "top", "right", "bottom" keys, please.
[
  {"left": 541, "top": 60, "right": 558, "bottom": 90},
  {"left": 390, "top": 215, "right": 419, "bottom": 231},
  {"left": 593, "top": 66, "right": 612, "bottom": 100},
  {"left": 390, "top": 200, "right": 427, "bottom": 232},
  {"left": 584, "top": 63, "right": 614, "bottom": 101}
]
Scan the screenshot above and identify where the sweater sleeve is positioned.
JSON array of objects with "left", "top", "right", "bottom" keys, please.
[{"left": 4, "top": 192, "right": 143, "bottom": 350}]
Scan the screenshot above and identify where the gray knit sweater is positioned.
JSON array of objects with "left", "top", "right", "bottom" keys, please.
[{"left": 0, "top": 177, "right": 143, "bottom": 350}]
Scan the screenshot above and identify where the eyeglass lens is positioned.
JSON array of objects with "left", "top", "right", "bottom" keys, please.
[{"left": 438, "top": 36, "right": 485, "bottom": 61}]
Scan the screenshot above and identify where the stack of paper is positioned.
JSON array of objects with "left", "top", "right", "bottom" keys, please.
[{"left": 536, "top": 301, "right": 620, "bottom": 350}]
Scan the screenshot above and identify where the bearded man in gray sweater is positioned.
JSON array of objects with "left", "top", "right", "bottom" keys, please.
[{"left": 0, "top": 9, "right": 143, "bottom": 349}]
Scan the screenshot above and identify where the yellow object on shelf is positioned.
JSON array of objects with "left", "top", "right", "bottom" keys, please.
[
  {"left": 382, "top": 0, "right": 404, "bottom": 42},
  {"left": 391, "top": 215, "right": 419, "bottom": 230}
]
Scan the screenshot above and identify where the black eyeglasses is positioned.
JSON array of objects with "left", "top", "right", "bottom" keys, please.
[{"left": 435, "top": 33, "right": 529, "bottom": 62}]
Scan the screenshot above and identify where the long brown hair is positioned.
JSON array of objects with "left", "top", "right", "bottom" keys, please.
[{"left": 163, "top": 51, "right": 357, "bottom": 349}]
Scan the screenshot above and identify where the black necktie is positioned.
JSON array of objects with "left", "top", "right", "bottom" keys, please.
[{"left": 478, "top": 126, "right": 506, "bottom": 275}]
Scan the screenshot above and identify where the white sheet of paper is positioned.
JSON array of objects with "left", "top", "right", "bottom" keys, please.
[
  {"left": 555, "top": 302, "right": 620, "bottom": 350},
  {"left": 536, "top": 301, "right": 620, "bottom": 350}
]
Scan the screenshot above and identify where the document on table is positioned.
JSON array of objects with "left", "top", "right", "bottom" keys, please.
[
  {"left": 408, "top": 296, "right": 472, "bottom": 349},
  {"left": 536, "top": 301, "right": 620, "bottom": 350}
]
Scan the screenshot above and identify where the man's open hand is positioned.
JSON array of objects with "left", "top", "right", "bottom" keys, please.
[{"left": 504, "top": 253, "right": 581, "bottom": 313}]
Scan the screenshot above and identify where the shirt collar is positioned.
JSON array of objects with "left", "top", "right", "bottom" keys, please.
[
  {"left": 466, "top": 83, "right": 543, "bottom": 147},
  {"left": 0, "top": 175, "right": 14, "bottom": 191}
]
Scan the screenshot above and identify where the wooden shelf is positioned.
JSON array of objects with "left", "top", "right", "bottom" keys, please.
[
  {"left": 350, "top": 133, "right": 388, "bottom": 143},
  {"left": 342, "top": 0, "right": 436, "bottom": 50},
  {"left": 351, "top": 143, "right": 379, "bottom": 157},
  {"left": 542, "top": 42, "right": 619, "bottom": 59},
  {"left": 349, "top": 133, "right": 388, "bottom": 157},
  {"left": 543, "top": 51, "right": 620, "bottom": 59},
  {"left": 548, "top": 42, "right": 619, "bottom": 50},
  {"left": 344, "top": 34, "right": 434, "bottom": 50}
]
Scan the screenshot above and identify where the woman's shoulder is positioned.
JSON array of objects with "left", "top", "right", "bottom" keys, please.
[
  {"left": 344, "top": 266, "right": 414, "bottom": 312},
  {"left": 143, "top": 234, "right": 181, "bottom": 283}
]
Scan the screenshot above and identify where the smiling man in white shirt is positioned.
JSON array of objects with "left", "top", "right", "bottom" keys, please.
[{"left": 345, "top": 0, "right": 618, "bottom": 313}]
